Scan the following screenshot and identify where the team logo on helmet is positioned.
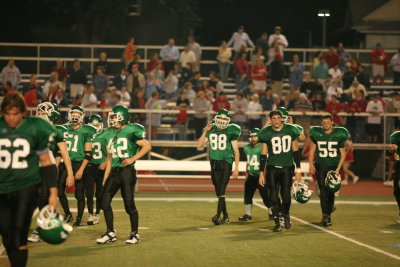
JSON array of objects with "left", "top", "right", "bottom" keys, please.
[
  {"left": 325, "top": 170, "right": 341, "bottom": 193},
  {"left": 36, "top": 102, "right": 60, "bottom": 123},
  {"left": 276, "top": 107, "right": 289, "bottom": 123},
  {"left": 291, "top": 181, "right": 312, "bottom": 204},
  {"left": 36, "top": 206, "right": 73, "bottom": 245},
  {"left": 68, "top": 106, "right": 85, "bottom": 124},
  {"left": 214, "top": 109, "right": 231, "bottom": 129}
]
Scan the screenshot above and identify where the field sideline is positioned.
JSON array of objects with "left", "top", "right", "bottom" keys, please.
[{"left": 1, "top": 192, "right": 399, "bottom": 267}]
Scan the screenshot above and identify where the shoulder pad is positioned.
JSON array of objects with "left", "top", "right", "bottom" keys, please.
[
  {"left": 228, "top": 123, "right": 241, "bottom": 133},
  {"left": 84, "top": 124, "right": 97, "bottom": 133}
]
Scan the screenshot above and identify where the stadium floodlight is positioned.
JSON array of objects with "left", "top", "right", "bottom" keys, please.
[
  {"left": 318, "top": 9, "right": 330, "bottom": 17},
  {"left": 317, "top": 9, "right": 330, "bottom": 47}
]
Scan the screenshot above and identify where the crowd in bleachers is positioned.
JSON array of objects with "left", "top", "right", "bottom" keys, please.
[{"left": 1, "top": 26, "right": 400, "bottom": 141}]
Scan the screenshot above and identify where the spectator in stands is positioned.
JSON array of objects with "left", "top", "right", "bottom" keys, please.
[
  {"left": 81, "top": 84, "right": 98, "bottom": 109},
  {"left": 337, "top": 42, "right": 351, "bottom": 68},
  {"left": 131, "top": 89, "right": 146, "bottom": 124},
  {"left": 151, "top": 61, "right": 165, "bottom": 89},
  {"left": 42, "top": 72, "right": 62, "bottom": 99},
  {"left": 260, "top": 88, "right": 275, "bottom": 111},
  {"left": 145, "top": 72, "right": 160, "bottom": 101},
  {"left": 213, "top": 91, "right": 230, "bottom": 111},
  {"left": 328, "top": 63, "right": 342, "bottom": 84},
  {"left": 247, "top": 94, "right": 263, "bottom": 129},
  {"left": 113, "top": 68, "right": 128, "bottom": 90},
  {"left": 52, "top": 60, "right": 68, "bottom": 85},
  {"left": 312, "top": 51, "right": 323, "bottom": 70},
  {"left": 146, "top": 91, "right": 166, "bottom": 139},
  {"left": 342, "top": 62, "right": 356, "bottom": 90},
  {"left": 179, "top": 62, "right": 194, "bottom": 88},
  {"left": 326, "top": 79, "right": 343, "bottom": 102},
  {"left": 92, "top": 66, "right": 108, "bottom": 99},
  {"left": 50, "top": 89, "right": 68, "bottom": 108},
  {"left": 198, "top": 80, "right": 214, "bottom": 96},
  {"left": 163, "top": 70, "right": 179, "bottom": 100},
  {"left": 4, "top": 81, "right": 15, "bottom": 95},
  {"left": 391, "top": 48, "right": 400, "bottom": 85},
  {"left": 24, "top": 84, "right": 40, "bottom": 108},
  {"left": 179, "top": 45, "right": 196, "bottom": 70},
  {"left": 217, "top": 41, "right": 232, "bottom": 82},
  {"left": 300, "top": 71, "right": 321, "bottom": 99},
  {"left": 123, "top": 37, "right": 135, "bottom": 68},
  {"left": 350, "top": 57, "right": 359, "bottom": 73},
  {"left": 188, "top": 36, "right": 202, "bottom": 72},
  {"left": 292, "top": 92, "right": 312, "bottom": 112},
  {"left": 193, "top": 91, "right": 211, "bottom": 139},
  {"left": 324, "top": 46, "right": 340, "bottom": 68},
  {"left": 268, "top": 40, "right": 285, "bottom": 96},
  {"left": 279, "top": 91, "right": 294, "bottom": 110},
  {"left": 95, "top": 52, "right": 111, "bottom": 75},
  {"left": 268, "top": 26, "right": 288, "bottom": 55},
  {"left": 326, "top": 94, "right": 342, "bottom": 125},
  {"left": 227, "top": 25, "right": 255, "bottom": 58},
  {"left": 232, "top": 92, "right": 248, "bottom": 129},
  {"left": 235, "top": 52, "right": 250, "bottom": 91},
  {"left": 127, "top": 64, "right": 145, "bottom": 94},
  {"left": 251, "top": 48, "right": 265, "bottom": 66},
  {"left": 355, "top": 65, "right": 370, "bottom": 90},
  {"left": 344, "top": 80, "right": 367, "bottom": 99},
  {"left": 176, "top": 90, "right": 190, "bottom": 140},
  {"left": 182, "top": 82, "right": 196, "bottom": 104},
  {"left": 252, "top": 58, "right": 267, "bottom": 92},
  {"left": 351, "top": 90, "right": 367, "bottom": 142},
  {"left": 289, "top": 54, "right": 304, "bottom": 91},
  {"left": 366, "top": 94, "right": 384, "bottom": 142},
  {"left": 160, "top": 38, "right": 179, "bottom": 74},
  {"left": 255, "top": 32, "right": 269, "bottom": 56},
  {"left": 118, "top": 85, "right": 131, "bottom": 107},
  {"left": 112, "top": 94, "right": 122, "bottom": 108},
  {"left": 242, "top": 81, "right": 257, "bottom": 101},
  {"left": 68, "top": 59, "right": 87, "bottom": 105},
  {"left": 147, "top": 53, "right": 162, "bottom": 72},
  {"left": 312, "top": 92, "right": 326, "bottom": 111},
  {"left": 313, "top": 57, "right": 329, "bottom": 91},
  {"left": 210, "top": 73, "right": 224, "bottom": 96},
  {"left": 386, "top": 92, "right": 400, "bottom": 140},
  {"left": 371, "top": 43, "right": 388, "bottom": 85},
  {"left": 99, "top": 90, "right": 111, "bottom": 111},
  {"left": 0, "top": 59, "right": 21, "bottom": 88},
  {"left": 22, "top": 74, "right": 39, "bottom": 95}
]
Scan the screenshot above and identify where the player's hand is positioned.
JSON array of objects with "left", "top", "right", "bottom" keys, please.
[
  {"left": 205, "top": 121, "right": 213, "bottom": 132},
  {"left": 309, "top": 164, "right": 316, "bottom": 175},
  {"left": 66, "top": 175, "right": 75, "bottom": 187},
  {"left": 259, "top": 173, "right": 265, "bottom": 186},
  {"left": 48, "top": 195, "right": 58, "bottom": 208},
  {"left": 389, "top": 144, "right": 398, "bottom": 152},
  {"left": 295, "top": 172, "right": 303, "bottom": 182},
  {"left": 99, "top": 162, "right": 106, "bottom": 170},
  {"left": 75, "top": 169, "right": 83, "bottom": 180},
  {"left": 122, "top": 157, "right": 135, "bottom": 166},
  {"left": 232, "top": 169, "right": 239, "bottom": 179}
]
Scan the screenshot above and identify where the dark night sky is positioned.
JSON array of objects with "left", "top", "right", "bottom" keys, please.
[{"left": 0, "top": 0, "right": 357, "bottom": 48}]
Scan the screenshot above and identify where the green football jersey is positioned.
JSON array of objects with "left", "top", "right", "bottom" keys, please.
[
  {"left": 0, "top": 116, "right": 55, "bottom": 194},
  {"left": 63, "top": 123, "right": 97, "bottom": 161},
  {"left": 258, "top": 124, "right": 300, "bottom": 167},
  {"left": 206, "top": 123, "right": 241, "bottom": 164},
  {"left": 291, "top": 123, "right": 304, "bottom": 134},
  {"left": 110, "top": 123, "right": 146, "bottom": 167},
  {"left": 49, "top": 124, "right": 68, "bottom": 157},
  {"left": 390, "top": 131, "right": 400, "bottom": 160},
  {"left": 243, "top": 143, "right": 262, "bottom": 176},
  {"left": 310, "top": 126, "right": 349, "bottom": 166},
  {"left": 91, "top": 127, "right": 117, "bottom": 165}
]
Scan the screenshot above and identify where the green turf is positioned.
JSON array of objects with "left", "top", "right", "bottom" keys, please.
[{"left": 1, "top": 193, "right": 400, "bottom": 267}]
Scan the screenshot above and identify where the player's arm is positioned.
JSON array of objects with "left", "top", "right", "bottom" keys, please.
[
  {"left": 39, "top": 150, "right": 58, "bottom": 208},
  {"left": 292, "top": 140, "right": 302, "bottom": 182},
  {"left": 103, "top": 154, "right": 112, "bottom": 186},
  {"left": 308, "top": 142, "right": 317, "bottom": 175},
  {"left": 231, "top": 140, "right": 240, "bottom": 179},
  {"left": 122, "top": 139, "right": 152, "bottom": 166},
  {"left": 259, "top": 143, "right": 268, "bottom": 186},
  {"left": 197, "top": 121, "right": 213, "bottom": 148},
  {"left": 298, "top": 131, "right": 306, "bottom": 142},
  {"left": 75, "top": 142, "right": 92, "bottom": 180},
  {"left": 57, "top": 141, "right": 74, "bottom": 187},
  {"left": 335, "top": 147, "right": 346, "bottom": 173}
]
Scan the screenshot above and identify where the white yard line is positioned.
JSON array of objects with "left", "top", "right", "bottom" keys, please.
[{"left": 253, "top": 202, "right": 400, "bottom": 261}]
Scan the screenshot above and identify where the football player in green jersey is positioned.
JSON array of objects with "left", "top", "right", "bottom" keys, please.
[
  {"left": 27, "top": 102, "right": 75, "bottom": 243},
  {"left": 0, "top": 92, "right": 58, "bottom": 267},
  {"left": 389, "top": 131, "right": 400, "bottom": 223},
  {"left": 96, "top": 106, "right": 151, "bottom": 245},
  {"left": 276, "top": 106, "right": 306, "bottom": 142},
  {"left": 258, "top": 110, "right": 302, "bottom": 232},
  {"left": 308, "top": 113, "right": 348, "bottom": 226},
  {"left": 239, "top": 128, "right": 272, "bottom": 221},
  {"left": 197, "top": 109, "right": 241, "bottom": 225},
  {"left": 59, "top": 106, "right": 97, "bottom": 226}
]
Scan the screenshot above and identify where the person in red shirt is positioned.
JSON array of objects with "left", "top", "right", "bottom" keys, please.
[
  {"left": 51, "top": 60, "right": 68, "bottom": 84},
  {"left": 326, "top": 94, "right": 342, "bottom": 125},
  {"left": 235, "top": 52, "right": 250, "bottom": 91},
  {"left": 324, "top": 46, "right": 340, "bottom": 68},
  {"left": 251, "top": 58, "right": 267, "bottom": 92},
  {"left": 371, "top": 43, "right": 388, "bottom": 85},
  {"left": 213, "top": 92, "right": 231, "bottom": 111},
  {"left": 24, "top": 84, "right": 40, "bottom": 108}
]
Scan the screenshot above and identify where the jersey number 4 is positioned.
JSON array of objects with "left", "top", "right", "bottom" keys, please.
[
  {"left": 247, "top": 154, "right": 259, "bottom": 170},
  {"left": 0, "top": 138, "right": 30, "bottom": 169},
  {"left": 317, "top": 141, "right": 338, "bottom": 157},
  {"left": 209, "top": 134, "right": 227, "bottom": 150}
]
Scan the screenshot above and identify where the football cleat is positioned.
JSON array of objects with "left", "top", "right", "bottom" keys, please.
[
  {"left": 87, "top": 214, "right": 94, "bottom": 225},
  {"left": 273, "top": 223, "right": 281, "bottom": 232},
  {"left": 212, "top": 215, "right": 220, "bottom": 225},
  {"left": 321, "top": 214, "right": 332, "bottom": 227},
  {"left": 353, "top": 176, "right": 359, "bottom": 184},
  {"left": 73, "top": 218, "right": 82, "bottom": 227},
  {"left": 268, "top": 209, "right": 273, "bottom": 220},
  {"left": 238, "top": 214, "right": 252, "bottom": 221},
  {"left": 220, "top": 216, "right": 230, "bottom": 225},
  {"left": 64, "top": 213, "right": 73, "bottom": 224},
  {"left": 96, "top": 231, "right": 117, "bottom": 244},
  {"left": 126, "top": 232, "right": 140, "bottom": 244},
  {"left": 27, "top": 228, "right": 40, "bottom": 243},
  {"left": 279, "top": 215, "right": 285, "bottom": 227},
  {"left": 283, "top": 214, "right": 291, "bottom": 229},
  {"left": 93, "top": 213, "right": 100, "bottom": 225}
]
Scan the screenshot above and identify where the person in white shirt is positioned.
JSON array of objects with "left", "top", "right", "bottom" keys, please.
[
  {"left": 82, "top": 85, "right": 98, "bottom": 109},
  {"left": 217, "top": 41, "right": 232, "bottom": 82},
  {"left": 227, "top": 25, "right": 255, "bottom": 55},
  {"left": 247, "top": 94, "right": 263, "bottom": 129},
  {"left": 326, "top": 79, "right": 343, "bottom": 101},
  {"left": 391, "top": 48, "right": 400, "bottom": 85},
  {"left": 188, "top": 36, "right": 202, "bottom": 72},
  {"left": 179, "top": 45, "right": 196, "bottom": 69},
  {"left": 163, "top": 70, "right": 179, "bottom": 100},
  {"left": 366, "top": 94, "right": 384, "bottom": 143},
  {"left": 117, "top": 85, "right": 131, "bottom": 107},
  {"left": 328, "top": 64, "right": 343, "bottom": 85},
  {"left": 268, "top": 26, "right": 288, "bottom": 53}
]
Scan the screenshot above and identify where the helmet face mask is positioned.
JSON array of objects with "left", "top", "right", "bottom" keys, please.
[
  {"left": 214, "top": 109, "right": 231, "bottom": 129},
  {"left": 108, "top": 106, "right": 129, "bottom": 128},
  {"left": 292, "top": 181, "right": 312, "bottom": 204},
  {"left": 249, "top": 128, "right": 260, "bottom": 145},
  {"left": 325, "top": 170, "right": 341, "bottom": 192},
  {"left": 276, "top": 107, "right": 289, "bottom": 123},
  {"left": 36, "top": 102, "right": 60, "bottom": 123},
  {"left": 37, "top": 205, "right": 73, "bottom": 245},
  {"left": 68, "top": 106, "right": 85, "bottom": 124},
  {"left": 88, "top": 114, "right": 104, "bottom": 134}
]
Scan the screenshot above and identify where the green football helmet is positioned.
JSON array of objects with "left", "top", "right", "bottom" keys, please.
[
  {"left": 68, "top": 106, "right": 85, "bottom": 124},
  {"left": 276, "top": 107, "right": 289, "bottom": 122},
  {"left": 214, "top": 109, "right": 231, "bottom": 129},
  {"left": 249, "top": 128, "right": 260, "bottom": 143},
  {"left": 325, "top": 170, "right": 341, "bottom": 193},
  {"left": 108, "top": 105, "right": 129, "bottom": 127},
  {"left": 88, "top": 114, "right": 104, "bottom": 134},
  {"left": 292, "top": 181, "right": 312, "bottom": 204},
  {"left": 36, "top": 102, "right": 60, "bottom": 123},
  {"left": 37, "top": 206, "right": 73, "bottom": 245}
]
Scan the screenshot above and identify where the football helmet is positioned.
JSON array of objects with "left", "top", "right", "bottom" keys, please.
[
  {"left": 292, "top": 181, "right": 312, "bottom": 204},
  {"left": 108, "top": 105, "right": 129, "bottom": 127},
  {"left": 276, "top": 107, "right": 289, "bottom": 122},
  {"left": 249, "top": 128, "right": 260, "bottom": 144},
  {"left": 36, "top": 102, "right": 60, "bottom": 123},
  {"left": 67, "top": 106, "right": 85, "bottom": 124},
  {"left": 325, "top": 170, "right": 341, "bottom": 193},
  {"left": 214, "top": 109, "right": 231, "bottom": 129},
  {"left": 88, "top": 114, "right": 104, "bottom": 134},
  {"left": 37, "top": 206, "right": 73, "bottom": 245}
]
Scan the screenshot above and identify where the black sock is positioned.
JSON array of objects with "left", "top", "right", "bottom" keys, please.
[
  {"left": 7, "top": 248, "right": 28, "bottom": 267},
  {"left": 59, "top": 195, "right": 71, "bottom": 214},
  {"left": 130, "top": 210, "right": 139, "bottom": 233},
  {"left": 104, "top": 208, "right": 114, "bottom": 231},
  {"left": 77, "top": 199, "right": 85, "bottom": 219},
  {"left": 217, "top": 197, "right": 225, "bottom": 217},
  {"left": 221, "top": 198, "right": 227, "bottom": 217}
]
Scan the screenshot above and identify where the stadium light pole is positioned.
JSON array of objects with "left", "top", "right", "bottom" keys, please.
[{"left": 318, "top": 9, "right": 330, "bottom": 48}]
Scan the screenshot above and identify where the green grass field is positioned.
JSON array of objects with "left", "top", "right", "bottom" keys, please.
[{"left": 1, "top": 192, "right": 400, "bottom": 267}]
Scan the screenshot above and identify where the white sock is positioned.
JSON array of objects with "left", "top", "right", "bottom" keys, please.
[
  {"left": 245, "top": 204, "right": 253, "bottom": 216},
  {"left": 268, "top": 208, "right": 272, "bottom": 215}
]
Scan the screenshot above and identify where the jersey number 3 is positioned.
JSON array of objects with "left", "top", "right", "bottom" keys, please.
[{"left": 0, "top": 138, "right": 30, "bottom": 169}]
